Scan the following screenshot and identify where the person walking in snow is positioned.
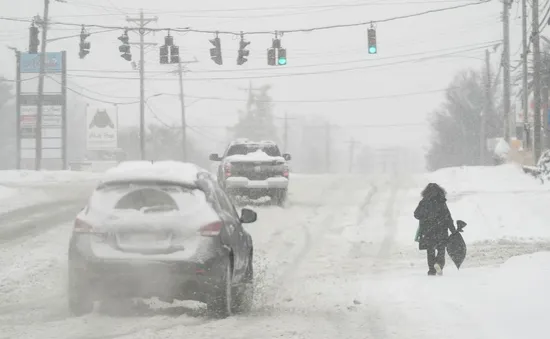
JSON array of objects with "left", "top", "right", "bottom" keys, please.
[{"left": 414, "top": 183, "right": 456, "bottom": 276}]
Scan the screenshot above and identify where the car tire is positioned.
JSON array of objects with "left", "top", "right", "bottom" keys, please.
[
  {"left": 232, "top": 254, "right": 254, "bottom": 314},
  {"left": 207, "top": 258, "right": 233, "bottom": 318},
  {"left": 67, "top": 265, "right": 94, "bottom": 316}
]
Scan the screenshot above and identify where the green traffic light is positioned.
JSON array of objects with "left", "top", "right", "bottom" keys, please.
[
  {"left": 278, "top": 57, "right": 287, "bottom": 65},
  {"left": 369, "top": 46, "right": 377, "bottom": 54}
]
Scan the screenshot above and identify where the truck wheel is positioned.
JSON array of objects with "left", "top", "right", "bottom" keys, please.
[{"left": 272, "top": 189, "right": 287, "bottom": 206}]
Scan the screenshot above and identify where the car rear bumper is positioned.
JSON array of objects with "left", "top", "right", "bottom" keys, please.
[
  {"left": 225, "top": 176, "right": 288, "bottom": 189},
  {"left": 69, "top": 242, "right": 226, "bottom": 303}
]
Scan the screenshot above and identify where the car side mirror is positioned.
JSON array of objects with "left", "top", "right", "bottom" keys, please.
[
  {"left": 283, "top": 153, "right": 291, "bottom": 161},
  {"left": 240, "top": 208, "right": 257, "bottom": 224},
  {"left": 209, "top": 153, "right": 221, "bottom": 161}
]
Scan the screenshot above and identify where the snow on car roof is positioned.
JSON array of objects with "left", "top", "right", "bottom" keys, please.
[{"left": 101, "top": 161, "right": 207, "bottom": 186}]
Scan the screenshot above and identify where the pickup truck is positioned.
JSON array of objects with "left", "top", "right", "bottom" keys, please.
[{"left": 209, "top": 139, "right": 291, "bottom": 206}]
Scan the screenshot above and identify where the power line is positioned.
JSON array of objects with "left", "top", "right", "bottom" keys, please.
[
  {"left": 64, "top": 0, "right": 490, "bottom": 15},
  {"left": 61, "top": 43, "right": 498, "bottom": 81},
  {"left": 0, "top": 1, "right": 492, "bottom": 36},
  {"left": 180, "top": 87, "right": 453, "bottom": 103},
  {"left": 55, "top": 74, "right": 455, "bottom": 105},
  {"left": 65, "top": 40, "right": 498, "bottom": 75}
]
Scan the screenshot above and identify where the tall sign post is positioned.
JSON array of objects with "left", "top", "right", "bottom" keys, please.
[{"left": 16, "top": 51, "right": 67, "bottom": 170}]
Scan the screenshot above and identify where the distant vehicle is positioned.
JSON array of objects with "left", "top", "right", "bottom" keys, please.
[
  {"left": 209, "top": 139, "right": 291, "bottom": 206},
  {"left": 67, "top": 161, "right": 257, "bottom": 318}
]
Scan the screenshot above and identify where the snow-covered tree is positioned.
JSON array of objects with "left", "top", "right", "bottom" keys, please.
[
  {"left": 426, "top": 69, "right": 503, "bottom": 170},
  {"left": 232, "top": 84, "right": 279, "bottom": 142}
]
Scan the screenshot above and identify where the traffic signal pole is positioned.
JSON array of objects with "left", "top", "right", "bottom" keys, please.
[
  {"left": 35, "top": 0, "right": 50, "bottom": 170},
  {"left": 503, "top": 0, "right": 512, "bottom": 142},
  {"left": 522, "top": 0, "right": 530, "bottom": 150},
  {"left": 532, "top": 0, "right": 543, "bottom": 162}
]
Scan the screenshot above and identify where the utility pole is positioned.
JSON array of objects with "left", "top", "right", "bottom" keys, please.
[
  {"left": 174, "top": 59, "right": 197, "bottom": 161},
  {"left": 283, "top": 112, "right": 289, "bottom": 153},
  {"left": 346, "top": 137, "right": 359, "bottom": 173},
  {"left": 522, "top": 0, "right": 530, "bottom": 150},
  {"left": 126, "top": 10, "right": 157, "bottom": 160},
  {"left": 325, "top": 122, "right": 331, "bottom": 173},
  {"left": 177, "top": 62, "right": 187, "bottom": 162},
  {"left": 503, "top": 0, "right": 512, "bottom": 142},
  {"left": 35, "top": 0, "right": 50, "bottom": 170},
  {"left": 532, "top": 0, "right": 543, "bottom": 162},
  {"left": 482, "top": 49, "right": 491, "bottom": 165}
]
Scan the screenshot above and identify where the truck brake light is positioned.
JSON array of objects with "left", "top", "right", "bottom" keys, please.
[{"left": 224, "top": 163, "right": 231, "bottom": 177}]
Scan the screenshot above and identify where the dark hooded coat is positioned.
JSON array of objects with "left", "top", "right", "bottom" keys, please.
[{"left": 414, "top": 183, "right": 456, "bottom": 250}]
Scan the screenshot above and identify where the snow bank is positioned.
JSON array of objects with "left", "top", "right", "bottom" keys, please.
[
  {"left": 405, "top": 165, "right": 550, "bottom": 243},
  {"left": 361, "top": 252, "right": 550, "bottom": 339},
  {"left": 425, "top": 164, "right": 544, "bottom": 194},
  {"left": 0, "top": 170, "right": 102, "bottom": 185},
  {"left": 0, "top": 185, "right": 17, "bottom": 200}
]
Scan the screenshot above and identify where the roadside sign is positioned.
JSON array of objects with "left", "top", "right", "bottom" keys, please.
[{"left": 86, "top": 107, "right": 118, "bottom": 150}]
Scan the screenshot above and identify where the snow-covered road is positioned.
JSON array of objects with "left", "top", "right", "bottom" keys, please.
[{"left": 1, "top": 170, "right": 549, "bottom": 339}]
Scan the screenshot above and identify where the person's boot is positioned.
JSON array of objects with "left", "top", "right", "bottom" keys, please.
[
  {"left": 434, "top": 263, "right": 443, "bottom": 276},
  {"left": 427, "top": 268, "right": 436, "bottom": 276}
]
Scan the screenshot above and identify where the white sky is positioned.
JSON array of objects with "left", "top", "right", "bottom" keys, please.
[{"left": 0, "top": 0, "right": 533, "bottom": 156}]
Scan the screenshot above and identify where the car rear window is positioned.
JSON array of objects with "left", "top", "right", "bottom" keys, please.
[
  {"left": 89, "top": 182, "right": 206, "bottom": 213},
  {"left": 227, "top": 144, "right": 281, "bottom": 156}
]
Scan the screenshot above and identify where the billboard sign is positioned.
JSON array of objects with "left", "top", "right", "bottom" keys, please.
[
  {"left": 19, "top": 52, "right": 63, "bottom": 73},
  {"left": 86, "top": 107, "right": 118, "bottom": 150}
]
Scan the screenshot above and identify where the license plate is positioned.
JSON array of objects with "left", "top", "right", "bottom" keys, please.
[
  {"left": 120, "top": 233, "right": 168, "bottom": 243},
  {"left": 254, "top": 166, "right": 261, "bottom": 172}
]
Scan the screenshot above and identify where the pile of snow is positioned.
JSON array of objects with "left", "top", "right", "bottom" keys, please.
[
  {"left": 424, "top": 164, "right": 544, "bottom": 194},
  {"left": 0, "top": 185, "right": 17, "bottom": 200},
  {"left": 407, "top": 164, "right": 550, "bottom": 243},
  {"left": 0, "top": 170, "right": 103, "bottom": 185},
  {"left": 225, "top": 150, "right": 285, "bottom": 162},
  {"left": 363, "top": 252, "right": 550, "bottom": 339}
]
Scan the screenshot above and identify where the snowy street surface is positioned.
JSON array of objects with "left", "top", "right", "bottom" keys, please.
[{"left": 1, "top": 166, "right": 550, "bottom": 338}]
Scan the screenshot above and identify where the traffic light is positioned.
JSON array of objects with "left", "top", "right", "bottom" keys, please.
[
  {"left": 268, "top": 38, "right": 286, "bottom": 66},
  {"left": 237, "top": 38, "right": 250, "bottom": 65},
  {"left": 209, "top": 37, "right": 222, "bottom": 65},
  {"left": 277, "top": 48, "right": 287, "bottom": 65},
  {"left": 367, "top": 28, "right": 377, "bottom": 54},
  {"left": 267, "top": 48, "right": 276, "bottom": 66},
  {"left": 79, "top": 26, "right": 90, "bottom": 59},
  {"left": 118, "top": 30, "right": 131, "bottom": 61},
  {"left": 170, "top": 45, "right": 180, "bottom": 63},
  {"left": 29, "top": 23, "right": 39, "bottom": 54},
  {"left": 164, "top": 34, "right": 173, "bottom": 46},
  {"left": 160, "top": 45, "right": 168, "bottom": 64}
]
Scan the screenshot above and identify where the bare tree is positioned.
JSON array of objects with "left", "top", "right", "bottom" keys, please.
[{"left": 426, "top": 69, "right": 503, "bottom": 170}]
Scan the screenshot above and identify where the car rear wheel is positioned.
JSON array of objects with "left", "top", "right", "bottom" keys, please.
[
  {"left": 207, "top": 258, "right": 233, "bottom": 318},
  {"left": 232, "top": 254, "right": 254, "bottom": 314},
  {"left": 68, "top": 266, "right": 94, "bottom": 316}
]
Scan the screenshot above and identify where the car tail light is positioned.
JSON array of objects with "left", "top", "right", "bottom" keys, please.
[
  {"left": 73, "top": 219, "right": 94, "bottom": 233},
  {"left": 283, "top": 166, "right": 289, "bottom": 177},
  {"left": 224, "top": 163, "right": 231, "bottom": 177},
  {"left": 199, "top": 221, "right": 223, "bottom": 237},
  {"left": 73, "top": 219, "right": 104, "bottom": 236}
]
